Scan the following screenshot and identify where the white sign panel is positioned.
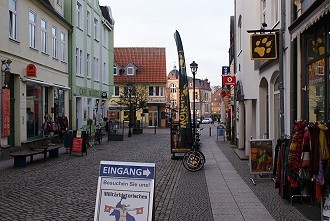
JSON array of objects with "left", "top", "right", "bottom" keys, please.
[{"left": 94, "top": 161, "right": 155, "bottom": 221}]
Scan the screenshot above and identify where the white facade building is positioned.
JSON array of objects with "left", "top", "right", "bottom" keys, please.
[{"left": 234, "top": 0, "right": 292, "bottom": 156}]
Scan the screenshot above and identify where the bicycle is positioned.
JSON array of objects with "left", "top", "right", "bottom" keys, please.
[
  {"left": 94, "top": 126, "right": 102, "bottom": 145},
  {"left": 182, "top": 128, "right": 205, "bottom": 172}
]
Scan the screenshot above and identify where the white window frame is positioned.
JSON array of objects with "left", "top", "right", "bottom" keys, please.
[
  {"left": 102, "top": 62, "right": 107, "bottom": 83},
  {"left": 94, "top": 17, "right": 99, "bottom": 40},
  {"left": 75, "top": 48, "right": 83, "bottom": 76},
  {"left": 262, "top": 0, "right": 266, "bottom": 24},
  {"left": 87, "top": 10, "right": 91, "bottom": 36},
  {"left": 273, "top": 0, "right": 280, "bottom": 24},
  {"left": 41, "top": 19, "right": 47, "bottom": 53},
  {"left": 79, "top": 49, "right": 83, "bottom": 76},
  {"left": 94, "top": 57, "right": 99, "bottom": 81},
  {"left": 9, "top": 0, "right": 18, "bottom": 40},
  {"left": 127, "top": 67, "right": 134, "bottom": 75},
  {"left": 113, "top": 66, "right": 118, "bottom": 75},
  {"left": 238, "top": 15, "right": 242, "bottom": 52},
  {"left": 52, "top": 26, "right": 58, "bottom": 58},
  {"left": 60, "top": 32, "right": 66, "bottom": 62},
  {"left": 114, "top": 86, "right": 120, "bottom": 96},
  {"left": 87, "top": 53, "right": 91, "bottom": 78},
  {"left": 29, "top": 11, "right": 37, "bottom": 49},
  {"left": 76, "top": 1, "right": 82, "bottom": 29},
  {"left": 170, "top": 83, "right": 177, "bottom": 93},
  {"left": 103, "top": 26, "right": 108, "bottom": 47}
]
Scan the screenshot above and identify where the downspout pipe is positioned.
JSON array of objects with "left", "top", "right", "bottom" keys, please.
[{"left": 279, "top": 0, "right": 285, "bottom": 138}]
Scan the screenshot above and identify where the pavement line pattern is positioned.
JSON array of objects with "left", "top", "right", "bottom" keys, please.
[{"left": 203, "top": 138, "right": 275, "bottom": 221}]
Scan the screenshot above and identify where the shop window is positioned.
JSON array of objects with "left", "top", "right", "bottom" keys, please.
[
  {"left": 308, "top": 59, "right": 325, "bottom": 122},
  {"left": 26, "top": 84, "right": 43, "bottom": 139},
  {"left": 54, "top": 88, "right": 64, "bottom": 120}
]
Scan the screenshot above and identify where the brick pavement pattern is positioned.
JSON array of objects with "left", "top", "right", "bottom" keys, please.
[{"left": 0, "top": 126, "right": 310, "bottom": 220}]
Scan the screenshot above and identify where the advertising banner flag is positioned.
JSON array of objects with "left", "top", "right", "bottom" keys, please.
[{"left": 173, "top": 30, "right": 193, "bottom": 149}]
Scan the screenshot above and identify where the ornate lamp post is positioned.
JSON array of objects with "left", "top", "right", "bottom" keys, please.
[
  {"left": 128, "top": 85, "right": 133, "bottom": 137},
  {"left": 190, "top": 61, "right": 198, "bottom": 145}
]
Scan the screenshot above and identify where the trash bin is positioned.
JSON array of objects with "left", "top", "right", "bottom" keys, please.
[
  {"left": 64, "top": 130, "right": 73, "bottom": 153},
  {"left": 217, "top": 125, "right": 225, "bottom": 141}
]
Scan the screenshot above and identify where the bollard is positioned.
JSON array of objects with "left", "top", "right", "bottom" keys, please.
[
  {"left": 209, "top": 127, "right": 211, "bottom": 136},
  {"left": 154, "top": 125, "right": 156, "bottom": 134}
]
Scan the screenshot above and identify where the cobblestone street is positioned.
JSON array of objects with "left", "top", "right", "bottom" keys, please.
[{"left": 0, "top": 126, "right": 319, "bottom": 220}]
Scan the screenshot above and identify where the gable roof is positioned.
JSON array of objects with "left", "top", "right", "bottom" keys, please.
[{"left": 114, "top": 47, "right": 167, "bottom": 83}]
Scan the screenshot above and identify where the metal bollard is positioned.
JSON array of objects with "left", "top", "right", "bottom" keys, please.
[
  {"left": 154, "top": 125, "right": 156, "bottom": 134},
  {"left": 209, "top": 127, "right": 211, "bottom": 136}
]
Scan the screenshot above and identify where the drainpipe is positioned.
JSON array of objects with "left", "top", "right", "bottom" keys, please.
[{"left": 279, "top": 0, "right": 285, "bottom": 138}]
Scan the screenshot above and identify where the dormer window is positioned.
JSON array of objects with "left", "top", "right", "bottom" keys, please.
[
  {"left": 113, "top": 66, "right": 118, "bottom": 75},
  {"left": 127, "top": 67, "right": 134, "bottom": 75},
  {"left": 125, "top": 63, "right": 137, "bottom": 76},
  {"left": 113, "top": 63, "right": 122, "bottom": 76}
]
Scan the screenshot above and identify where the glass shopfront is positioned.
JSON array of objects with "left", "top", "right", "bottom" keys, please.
[
  {"left": 305, "top": 17, "right": 330, "bottom": 121},
  {"left": 54, "top": 88, "right": 64, "bottom": 120},
  {"left": 26, "top": 84, "right": 43, "bottom": 139}
]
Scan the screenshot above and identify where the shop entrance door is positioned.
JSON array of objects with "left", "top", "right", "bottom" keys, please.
[{"left": 148, "top": 111, "right": 158, "bottom": 127}]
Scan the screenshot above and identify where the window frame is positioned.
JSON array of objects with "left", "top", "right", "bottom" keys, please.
[
  {"left": 51, "top": 26, "right": 58, "bottom": 58},
  {"left": 127, "top": 67, "right": 134, "bottom": 76},
  {"left": 60, "top": 32, "right": 66, "bottom": 62},
  {"left": 87, "top": 53, "right": 91, "bottom": 78},
  {"left": 29, "top": 11, "right": 37, "bottom": 49},
  {"left": 94, "top": 57, "right": 99, "bottom": 81},
  {"left": 114, "top": 86, "right": 120, "bottom": 96},
  {"left": 76, "top": 2, "right": 82, "bottom": 29},
  {"left": 9, "top": 0, "right": 18, "bottom": 40},
  {"left": 94, "top": 17, "right": 99, "bottom": 41},
  {"left": 41, "top": 19, "right": 47, "bottom": 53},
  {"left": 87, "top": 10, "right": 91, "bottom": 36}
]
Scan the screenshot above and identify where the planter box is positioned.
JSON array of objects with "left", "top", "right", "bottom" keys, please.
[
  {"left": 108, "top": 134, "right": 124, "bottom": 141},
  {"left": 133, "top": 128, "right": 143, "bottom": 134}
]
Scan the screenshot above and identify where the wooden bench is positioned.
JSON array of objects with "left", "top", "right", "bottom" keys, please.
[
  {"left": 9, "top": 145, "right": 62, "bottom": 167},
  {"left": 0, "top": 145, "right": 11, "bottom": 158},
  {"left": 9, "top": 148, "right": 44, "bottom": 167}
]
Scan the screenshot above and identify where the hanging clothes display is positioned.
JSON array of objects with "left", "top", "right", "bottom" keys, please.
[{"left": 274, "top": 121, "right": 330, "bottom": 204}]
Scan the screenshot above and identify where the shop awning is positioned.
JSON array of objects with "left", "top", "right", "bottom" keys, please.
[
  {"left": 22, "top": 77, "right": 70, "bottom": 90},
  {"left": 289, "top": 0, "right": 330, "bottom": 41}
]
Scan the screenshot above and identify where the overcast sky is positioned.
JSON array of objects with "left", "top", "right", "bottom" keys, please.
[{"left": 99, "top": 0, "right": 234, "bottom": 86}]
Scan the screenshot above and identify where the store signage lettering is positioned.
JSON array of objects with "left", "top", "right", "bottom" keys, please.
[
  {"left": 77, "top": 87, "right": 101, "bottom": 98},
  {"left": 1, "top": 88, "right": 10, "bottom": 137},
  {"left": 149, "top": 98, "right": 165, "bottom": 103}
]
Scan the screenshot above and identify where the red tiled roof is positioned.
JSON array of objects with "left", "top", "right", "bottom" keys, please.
[{"left": 114, "top": 47, "right": 167, "bottom": 83}]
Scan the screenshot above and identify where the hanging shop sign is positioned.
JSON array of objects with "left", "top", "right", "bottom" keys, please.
[
  {"left": 26, "top": 64, "right": 37, "bottom": 77},
  {"left": 250, "top": 33, "right": 277, "bottom": 60},
  {"left": 222, "top": 75, "right": 236, "bottom": 86},
  {"left": 222, "top": 66, "right": 230, "bottom": 75},
  {"left": 94, "top": 161, "right": 155, "bottom": 221},
  {"left": 101, "top": 92, "right": 108, "bottom": 99},
  {"left": 1, "top": 88, "right": 10, "bottom": 137}
]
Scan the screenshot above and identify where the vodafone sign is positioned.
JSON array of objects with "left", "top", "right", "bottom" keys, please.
[{"left": 222, "top": 75, "right": 236, "bottom": 86}]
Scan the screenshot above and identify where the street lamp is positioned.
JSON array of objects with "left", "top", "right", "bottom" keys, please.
[
  {"left": 128, "top": 85, "right": 133, "bottom": 137},
  {"left": 190, "top": 61, "right": 198, "bottom": 145}
]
